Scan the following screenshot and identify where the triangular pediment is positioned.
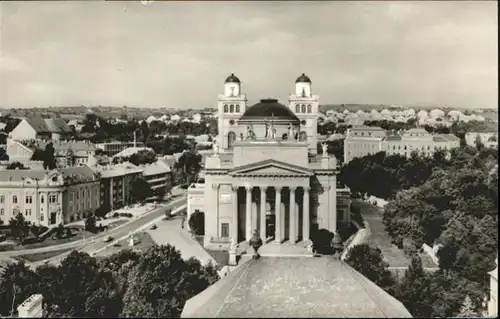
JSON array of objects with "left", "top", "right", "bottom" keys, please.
[{"left": 229, "top": 159, "right": 313, "bottom": 177}]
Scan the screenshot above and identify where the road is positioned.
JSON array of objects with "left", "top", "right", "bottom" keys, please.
[
  {"left": 28, "top": 198, "right": 187, "bottom": 268},
  {"left": 353, "top": 199, "right": 437, "bottom": 268},
  {"left": 0, "top": 189, "right": 186, "bottom": 259}
]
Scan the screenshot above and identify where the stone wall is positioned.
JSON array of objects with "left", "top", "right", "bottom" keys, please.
[{"left": 341, "top": 220, "right": 371, "bottom": 261}]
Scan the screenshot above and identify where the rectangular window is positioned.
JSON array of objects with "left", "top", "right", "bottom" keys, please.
[
  {"left": 25, "top": 196, "right": 33, "bottom": 204},
  {"left": 25, "top": 209, "right": 32, "bottom": 216},
  {"left": 221, "top": 223, "right": 230, "bottom": 238},
  {"left": 0, "top": 195, "right": 4, "bottom": 204},
  {"left": 0, "top": 209, "right": 4, "bottom": 216},
  {"left": 41, "top": 214, "right": 44, "bottom": 221},
  {"left": 49, "top": 194, "right": 57, "bottom": 203},
  {"left": 41, "top": 195, "right": 45, "bottom": 203},
  {"left": 13, "top": 196, "right": 17, "bottom": 204}
]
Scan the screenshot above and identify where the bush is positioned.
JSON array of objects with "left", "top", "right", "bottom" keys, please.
[
  {"left": 188, "top": 210, "right": 205, "bottom": 235},
  {"left": 113, "top": 212, "right": 119, "bottom": 218},
  {"left": 311, "top": 228, "right": 335, "bottom": 254}
]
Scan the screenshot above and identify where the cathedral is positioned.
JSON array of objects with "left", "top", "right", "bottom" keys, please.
[{"left": 188, "top": 73, "right": 351, "bottom": 250}]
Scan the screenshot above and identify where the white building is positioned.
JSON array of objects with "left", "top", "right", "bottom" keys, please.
[
  {"left": 488, "top": 257, "right": 498, "bottom": 317},
  {"left": 465, "top": 131, "right": 498, "bottom": 148},
  {"left": 344, "top": 127, "right": 460, "bottom": 163},
  {"left": 10, "top": 118, "right": 72, "bottom": 142}
]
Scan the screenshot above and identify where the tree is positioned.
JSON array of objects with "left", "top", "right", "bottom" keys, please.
[
  {"left": 9, "top": 213, "right": 31, "bottom": 242},
  {"left": 43, "top": 143, "right": 57, "bottom": 170},
  {"left": 0, "top": 262, "right": 39, "bottom": 317},
  {"left": 120, "top": 245, "right": 218, "bottom": 318},
  {"left": 51, "top": 251, "right": 122, "bottom": 317},
  {"left": 458, "top": 295, "right": 478, "bottom": 317},
  {"left": 140, "top": 121, "right": 149, "bottom": 144},
  {"left": 174, "top": 150, "right": 202, "bottom": 186},
  {"left": 188, "top": 210, "right": 205, "bottom": 235},
  {"left": 155, "top": 186, "right": 167, "bottom": 200},
  {"left": 85, "top": 215, "right": 97, "bottom": 232},
  {"left": 5, "top": 162, "right": 28, "bottom": 170},
  {"left": 345, "top": 244, "right": 397, "bottom": 294},
  {"left": 130, "top": 177, "right": 153, "bottom": 203}
]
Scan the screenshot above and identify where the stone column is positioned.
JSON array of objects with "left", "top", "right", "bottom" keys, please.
[
  {"left": 245, "top": 186, "right": 252, "bottom": 241},
  {"left": 232, "top": 186, "right": 238, "bottom": 243},
  {"left": 212, "top": 184, "right": 220, "bottom": 238},
  {"left": 303, "top": 187, "right": 310, "bottom": 242},
  {"left": 275, "top": 187, "right": 282, "bottom": 243},
  {"left": 260, "top": 187, "right": 267, "bottom": 241},
  {"left": 289, "top": 187, "right": 297, "bottom": 243},
  {"left": 109, "top": 178, "right": 114, "bottom": 211}
]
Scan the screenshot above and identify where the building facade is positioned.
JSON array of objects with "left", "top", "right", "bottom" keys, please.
[
  {"left": 216, "top": 73, "right": 319, "bottom": 156},
  {"left": 90, "top": 162, "right": 143, "bottom": 213},
  {"left": 344, "top": 126, "right": 460, "bottom": 163},
  {"left": 140, "top": 161, "right": 172, "bottom": 196},
  {"left": 488, "top": 257, "right": 498, "bottom": 317},
  {"left": 6, "top": 138, "right": 96, "bottom": 168},
  {"left": 465, "top": 131, "right": 498, "bottom": 149},
  {"left": 0, "top": 167, "right": 100, "bottom": 227},
  {"left": 10, "top": 118, "right": 71, "bottom": 142},
  {"left": 189, "top": 74, "right": 348, "bottom": 251}
]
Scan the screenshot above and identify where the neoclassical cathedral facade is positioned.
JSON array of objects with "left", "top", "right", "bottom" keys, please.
[{"left": 188, "top": 73, "right": 351, "bottom": 250}]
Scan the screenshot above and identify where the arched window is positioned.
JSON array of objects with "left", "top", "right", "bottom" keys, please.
[
  {"left": 228, "top": 132, "right": 236, "bottom": 149},
  {"left": 235, "top": 104, "right": 240, "bottom": 113},
  {"left": 299, "top": 132, "right": 307, "bottom": 141},
  {"left": 301, "top": 104, "right": 306, "bottom": 113},
  {"left": 295, "top": 104, "right": 300, "bottom": 113},
  {"left": 224, "top": 104, "right": 228, "bottom": 113},
  {"left": 307, "top": 104, "right": 312, "bottom": 113},
  {"left": 230, "top": 104, "right": 234, "bottom": 113},
  {"left": 282, "top": 133, "right": 288, "bottom": 140}
]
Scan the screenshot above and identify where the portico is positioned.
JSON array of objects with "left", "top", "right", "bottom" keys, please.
[{"left": 189, "top": 74, "right": 349, "bottom": 252}]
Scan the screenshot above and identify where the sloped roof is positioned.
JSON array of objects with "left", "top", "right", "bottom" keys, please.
[
  {"left": 25, "top": 118, "right": 71, "bottom": 134},
  {"left": 113, "top": 147, "right": 154, "bottom": 158},
  {"left": 140, "top": 160, "right": 171, "bottom": 176},
  {"left": 182, "top": 257, "right": 412, "bottom": 318},
  {"left": 0, "top": 170, "right": 49, "bottom": 182}
]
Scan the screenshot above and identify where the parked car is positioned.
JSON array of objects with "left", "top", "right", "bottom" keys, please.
[{"left": 104, "top": 236, "right": 113, "bottom": 243}]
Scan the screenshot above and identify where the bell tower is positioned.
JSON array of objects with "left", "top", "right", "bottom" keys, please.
[
  {"left": 217, "top": 73, "right": 247, "bottom": 152},
  {"left": 288, "top": 73, "right": 319, "bottom": 155}
]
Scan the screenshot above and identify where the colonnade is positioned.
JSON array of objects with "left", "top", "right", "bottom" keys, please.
[{"left": 231, "top": 185, "right": 310, "bottom": 244}]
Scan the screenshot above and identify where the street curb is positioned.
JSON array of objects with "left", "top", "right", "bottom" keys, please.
[
  {"left": 2, "top": 195, "right": 186, "bottom": 258},
  {"left": 92, "top": 204, "right": 188, "bottom": 256}
]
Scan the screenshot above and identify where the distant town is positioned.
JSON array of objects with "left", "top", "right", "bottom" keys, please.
[{"left": 0, "top": 74, "right": 498, "bottom": 318}]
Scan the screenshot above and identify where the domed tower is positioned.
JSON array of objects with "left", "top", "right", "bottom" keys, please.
[
  {"left": 217, "top": 73, "right": 248, "bottom": 152},
  {"left": 288, "top": 73, "right": 319, "bottom": 155}
]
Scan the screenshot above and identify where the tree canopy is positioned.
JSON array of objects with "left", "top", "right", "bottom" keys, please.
[{"left": 0, "top": 245, "right": 219, "bottom": 317}]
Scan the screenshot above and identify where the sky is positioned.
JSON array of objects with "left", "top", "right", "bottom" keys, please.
[{"left": 0, "top": 1, "right": 497, "bottom": 110}]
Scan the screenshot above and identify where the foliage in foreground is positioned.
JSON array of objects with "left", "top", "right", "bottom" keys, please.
[{"left": 0, "top": 245, "right": 219, "bottom": 318}]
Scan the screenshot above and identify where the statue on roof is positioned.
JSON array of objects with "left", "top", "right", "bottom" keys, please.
[
  {"left": 246, "top": 124, "right": 255, "bottom": 140},
  {"left": 288, "top": 123, "right": 297, "bottom": 141},
  {"left": 212, "top": 140, "right": 219, "bottom": 155},
  {"left": 265, "top": 118, "right": 275, "bottom": 140},
  {"left": 322, "top": 143, "right": 328, "bottom": 157}
]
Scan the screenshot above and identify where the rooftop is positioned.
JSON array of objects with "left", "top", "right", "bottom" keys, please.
[
  {"left": 113, "top": 147, "right": 155, "bottom": 158},
  {"left": 239, "top": 99, "right": 300, "bottom": 124},
  {"left": 140, "top": 160, "right": 171, "bottom": 176},
  {"left": 182, "top": 257, "right": 411, "bottom": 318},
  {"left": 24, "top": 118, "right": 72, "bottom": 134}
]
